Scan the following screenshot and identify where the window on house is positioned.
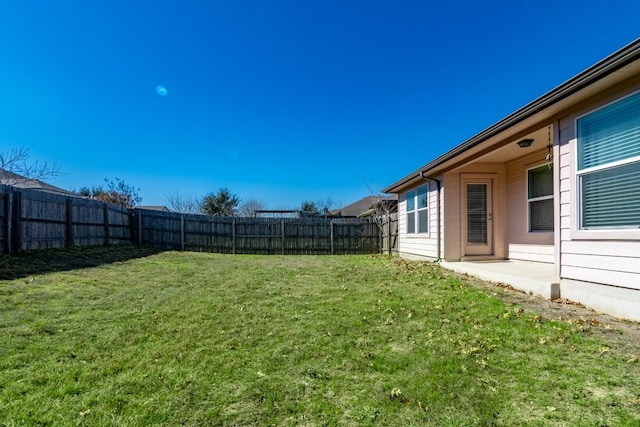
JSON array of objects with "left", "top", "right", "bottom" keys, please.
[
  {"left": 406, "top": 184, "right": 428, "bottom": 234},
  {"left": 527, "top": 165, "right": 554, "bottom": 232},
  {"left": 577, "top": 91, "right": 640, "bottom": 229}
]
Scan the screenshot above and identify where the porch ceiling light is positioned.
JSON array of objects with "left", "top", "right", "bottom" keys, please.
[{"left": 517, "top": 138, "right": 534, "bottom": 148}]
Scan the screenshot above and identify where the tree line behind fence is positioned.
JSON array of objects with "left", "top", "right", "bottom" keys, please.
[{"left": 0, "top": 185, "right": 388, "bottom": 255}]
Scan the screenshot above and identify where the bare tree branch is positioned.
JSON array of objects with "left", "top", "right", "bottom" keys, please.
[
  {"left": 359, "top": 175, "right": 396, "bottom": 232},
  {"left": 0, "top": 147, "right": 61, "bottom": 185},
  {"left": 316, "top": 197, "right": 335, "bottom": 217},
  {"left": 238, "top": 198, "right": 266, "bottom": 217},
  {"left": 166, "top": 190, "right": 201, "bottom": 214}
]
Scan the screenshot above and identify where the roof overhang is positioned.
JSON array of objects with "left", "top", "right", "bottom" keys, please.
[{"left": 383, "top": 38, "right": 640, "bottom": 193}]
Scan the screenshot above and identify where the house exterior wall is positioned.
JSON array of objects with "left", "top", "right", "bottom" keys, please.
[
  {"left": 505, "top": 149, "right": 555, "bottom": 264},
  {"left": 557, "top": 79, "right": 640, "bottom": 320},
  {"left": 397, "top": 179, "right": 442, "bottom": 260}
]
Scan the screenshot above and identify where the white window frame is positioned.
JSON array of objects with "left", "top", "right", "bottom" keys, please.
[
  {"left": 575, "top": 89, "right": 640, "bottom": 232},
  {"left": 526, "top": 163, "right": 554, "bottom": 233},
  {"left": 405, "top": 184, "right": 429, "bottom": 235}
]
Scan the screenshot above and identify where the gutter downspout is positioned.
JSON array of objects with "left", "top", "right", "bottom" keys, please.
[{"left": 420, "top": 172, "right": 442, "bottom": 262}]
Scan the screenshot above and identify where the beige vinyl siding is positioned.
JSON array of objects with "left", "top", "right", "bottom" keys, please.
[
  {"left": 563, "top": 242, "right": 640, "bottom": 290},
  {"left": 442, "top": 171, "right": 461, "bottom": 261},
  {"left": 398, "top": 191, "right": 407, "bottom": 239},
  {"left": 559, "top": 123, "right": 572, "bottom": 244},
  {"left": 397, "top": 181, "right": 441, "bottom": 260},
  {"left": 505, "top": 149, "right": 554, "bottom": 263},
  {"left": 508, "top": 244, "right": 554, "bottom": 263},
  {"left": 558, "top": 86, "right": 640, "bottom": 291}
]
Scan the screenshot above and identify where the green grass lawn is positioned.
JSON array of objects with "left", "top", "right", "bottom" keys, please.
[{"left": 1, "top": 247, "right": 639, "bottom": 426}]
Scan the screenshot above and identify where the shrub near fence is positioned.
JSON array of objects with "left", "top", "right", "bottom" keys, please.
[{"left": 1, "top": 185, "right": 382, "bottom": 255}]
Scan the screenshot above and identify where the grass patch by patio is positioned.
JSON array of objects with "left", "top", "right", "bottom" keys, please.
[{"left": 1, "top": 248, "right": 639, "bottom": 426}]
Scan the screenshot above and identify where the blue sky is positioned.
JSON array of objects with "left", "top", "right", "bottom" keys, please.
[{"left": 1, "top": 1, "right": 639, "bottom": 210}]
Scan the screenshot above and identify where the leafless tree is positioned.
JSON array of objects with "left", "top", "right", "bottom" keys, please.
[
  {"left": 359, "top": 180, "right": 398, "bottom": 254},
  {"left": 166, "top": 190, "right": 201, "bottom": 214},
  {"left": 316, "top": 197, "right": 335, "bottom": 217},
  {"left": 361, "top": 179, "right": 395, "bottom": 232},
  {"left": 0, "top": 147, "right": 61, "bottom": 185},
  {"left": 238, "top": 198, "right": 266, "bottom": 217}
]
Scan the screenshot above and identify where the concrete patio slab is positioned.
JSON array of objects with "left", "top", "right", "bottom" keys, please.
[{"left": 440, "top": 260, "right": 560, "bottom": 299}]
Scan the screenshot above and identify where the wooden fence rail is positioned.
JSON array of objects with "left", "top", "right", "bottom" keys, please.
[{"left": 1, "top": 185, "right": 382, "bottom": 255}]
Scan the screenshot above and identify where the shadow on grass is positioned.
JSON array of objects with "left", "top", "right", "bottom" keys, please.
[{"left": 0, "top": 245, "right": 163, "bottom": 280}]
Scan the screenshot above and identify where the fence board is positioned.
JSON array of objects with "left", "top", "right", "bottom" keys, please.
[
  {"left": 72, "top": 198, "right": 106, "bottom": 246},
  {"left": 20, "top": 189, "right": 66, "bottom": 250},
  {"left": 0, "top": 192, "right": 6, "bottom": 252},
  {"left": 107, "top": 205, "right": 131, "bottom": 243}
]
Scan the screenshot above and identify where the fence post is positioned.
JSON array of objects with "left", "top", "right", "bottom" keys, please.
[
  {"left": 10, "top": 191, "right": 22, "bottom": 253},
  {"left": 281, "top": 219, "right": 285, "bottom": 255},
  {"left": 103, "top": 203, "right": 110, "bottom": 246},
  {"left": 128, "top": 210, "right": 136, "bottom": 245},
  {"left": 377, "top": 219, "right": 382, "bottom": 254},
  {"left": 5, "top": 191, "right": 13, "bottom": 254},
  {"left": 232, "top": 217, "right": 236, "bottom": 254},
  {"left": 180, "top": 214, "right": 185, "bottom": 251},
  {"left": 137, "top": 209, "right": 143, "bottom": 246},
  {"left": 330, "top": 219, "right": 334, "bottom": 255},
  {"left": 386, "top": 217, "right": 391, "bottom": 255},
  {"left": 211, "top": 218, "right": 216, "bottom": 253},
  {"left": 65, "top": 197, "right": 73, "bottom": 248}
]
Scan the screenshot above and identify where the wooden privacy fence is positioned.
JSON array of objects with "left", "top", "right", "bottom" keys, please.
[
  {"left": 1, "top": 185, "right": 130, "bottom": 252},
  {"left": 131, "top": 209, "right": 381, "bottom": 255},
  {"left": 1, "top": 185, "right": 382, "bottom": 255}
]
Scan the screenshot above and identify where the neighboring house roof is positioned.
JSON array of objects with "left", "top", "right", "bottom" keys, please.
[
  {"left": 0, "top": 169, "right": 74, "bottom": 196},
  {"left": 139, "top": 205, "right": 171, "bottom": 212},
  {"left": 331, "top": 195, "right": 398, "bottom": 218},
  {"left": 383, "top": 38, "right": 640, "bottom": 193}
]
